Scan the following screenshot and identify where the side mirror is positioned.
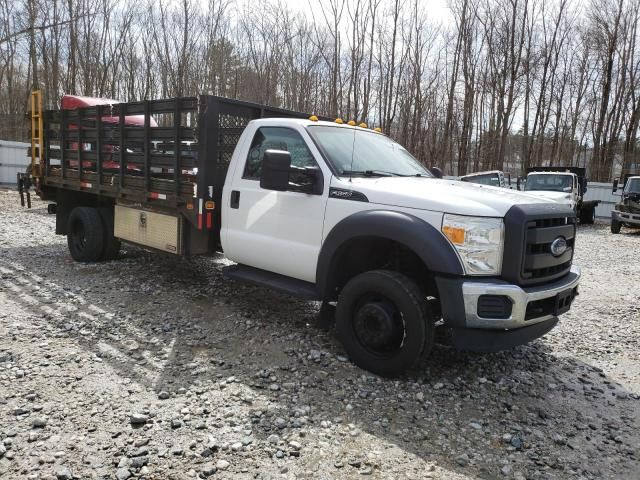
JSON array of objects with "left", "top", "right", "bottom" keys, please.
[
  {"left": 289, "top": 165, "right": 323, "bottom": 194},
  {"left": 260, "top": 149, "right": 291, "bottom": 191},
  {"left": 612, "top": 179, "right": 619, "bottom": 193},
  {"left": 429, "top": 166, "right": 443, "bottom": 179}
]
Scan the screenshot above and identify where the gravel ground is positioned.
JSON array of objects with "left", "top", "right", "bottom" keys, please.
[{"left": 0, "top": 189, "right": 638, "bottom": 480}]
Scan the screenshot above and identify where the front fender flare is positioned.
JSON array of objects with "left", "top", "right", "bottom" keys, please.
[{"left": 316, "top": 210, "right": 463, "bottom": 299}]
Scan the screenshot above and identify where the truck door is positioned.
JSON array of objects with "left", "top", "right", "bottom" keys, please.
[{"left": 221, "top": 125, "right": 329, "bottom": 283}]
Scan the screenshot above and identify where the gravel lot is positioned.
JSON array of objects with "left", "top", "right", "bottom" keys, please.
[{"left": 0, "top": 189, "right": 638, "bottom": 480}]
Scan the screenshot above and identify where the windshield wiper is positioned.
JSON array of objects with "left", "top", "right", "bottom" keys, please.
[{"left": 341, "top": 170, "right": 404, "bottom": 177}]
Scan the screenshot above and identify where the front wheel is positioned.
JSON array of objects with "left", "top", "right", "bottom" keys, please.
[
  {"left": 336, "top": 270, "right": 434, "bottom": 377},
  {"left": 67, "top": 207, "right": 105, "bottom": 262},
  {"left": 611, "top": 219, "right": 621, "bottom": 234}
]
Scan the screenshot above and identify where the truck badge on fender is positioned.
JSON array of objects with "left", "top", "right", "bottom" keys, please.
[{"left": 329, "top": 187, "right": 368, "bottom": 202}]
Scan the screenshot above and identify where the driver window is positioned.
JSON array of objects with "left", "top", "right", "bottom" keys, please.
[{"left": 243, "top": 127, "right": 316, "bottom": 180}]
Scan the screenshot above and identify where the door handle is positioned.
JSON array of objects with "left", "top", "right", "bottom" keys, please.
[{"left": 230, "top": 190, "right": 240, "bottom": 209}]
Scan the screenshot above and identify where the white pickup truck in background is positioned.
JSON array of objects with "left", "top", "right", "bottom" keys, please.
[{"left": 28, "top": 95, "right": 581, "bottom": 376}]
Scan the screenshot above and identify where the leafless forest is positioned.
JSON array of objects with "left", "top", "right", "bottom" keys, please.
[{"left": 1, "top": 0, "right": 639, "bottom": 180}]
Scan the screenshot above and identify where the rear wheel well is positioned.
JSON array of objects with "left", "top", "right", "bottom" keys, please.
[
  {"left": 327, "top": 237, "right": 439, "bottom": 305},
  {"left": 55, "top": 189, "right": 115, "bottom": 235}
]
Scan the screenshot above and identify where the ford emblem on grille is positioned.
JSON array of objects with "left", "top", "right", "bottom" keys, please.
[{"left": 550, "top": 236, "right": 568, "bottom": 257}]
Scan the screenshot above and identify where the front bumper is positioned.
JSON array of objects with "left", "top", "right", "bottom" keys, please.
[
  {"left": 612, "top": 209, "right": 640, "bottom": 226},
  {"left": 462, "top": 265, "right": 581, "bottom": 329},
  {"left": 435, "top": 266, "right": 580, "bottom": 352}
]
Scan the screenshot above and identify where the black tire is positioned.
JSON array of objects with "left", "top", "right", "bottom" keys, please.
[
  {"left": 582, "top": 206, "right": 595, "bottom": 225},
  {"left": 98, "top": 207, "right": 121, "bottom": 260},
  {"left": 67, "top": 207, "right": 105, "bottom": 262},
  {"left": 336, "top": 270, "right": 434, "bottom": 377},
  {"left": 611, "top": 219, "right": 621, "bottom": 234}
]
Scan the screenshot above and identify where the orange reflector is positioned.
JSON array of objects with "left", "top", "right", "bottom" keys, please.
[
  {"left": 186, "top": 203, "right": 194, "bottom": 210},
  {"left": 442, "top": 226, "right": 466, "bottom": 245},
  {"left": 205, "top": 201, "right": 215, "bottom": 210},
  {"left": 309, "top": 115, "right": 319, "bottom": 122}
]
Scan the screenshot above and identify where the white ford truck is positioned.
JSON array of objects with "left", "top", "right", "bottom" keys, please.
[
  {"left": 521, "top": 167, "right": 598, "bottom": 224},
  {"left": 25, "top": 94, "right": 581, "bottom": 376}
]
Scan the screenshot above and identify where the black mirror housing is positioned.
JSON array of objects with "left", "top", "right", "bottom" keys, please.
[
  {"left": 260, "top": 149, "right": 292, "bottom": 191},
  {"left": 429, "top": 166, "right": 443, "bottom": 179},
  {"left": 612, "top": 179, "right": 619, "bottom": 193}
]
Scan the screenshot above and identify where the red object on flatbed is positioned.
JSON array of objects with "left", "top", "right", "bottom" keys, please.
[
  {"left": 61, "top": 95, "right": 158, "bottom": 127},
  {"left": 61, "top": 95, "right": 157, "bottom": 170}
]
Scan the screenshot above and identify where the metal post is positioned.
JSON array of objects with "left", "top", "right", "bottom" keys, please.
[
  {"left": 119, "top": 105, "right": 125, "bottom": 189},
  {"left": 96, "top": 105, "right": 103, "bottom": 189},
  {"left": 174, "top": 100, "right": 181, "bottom": 196},
  {"left": 144, "top": 101, "right": 150, "bottom": 195}
]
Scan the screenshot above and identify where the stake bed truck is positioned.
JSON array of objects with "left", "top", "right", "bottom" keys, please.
[{"left": 23, "top": 94, "right": 581, "bottom": 376}]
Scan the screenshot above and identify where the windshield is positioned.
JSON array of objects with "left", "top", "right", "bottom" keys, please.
[
  {"left": 524, "top": 174, "right": 572, "bottom": 192},
  {"left": 462, "top": 174, "right": 501, "bottom": 186},
  {"left": 624, "top": 178, "right": 640, "bottom": 194},
  {"left": 307, "top": 125, "right": 431, "bottom": 177}
]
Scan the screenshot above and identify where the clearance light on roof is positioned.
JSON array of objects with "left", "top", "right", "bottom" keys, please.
[
  {"left": 335, "top": 118, "right": 344, "bottom": 124},
  {"left": 374, "top": 127, "right": 382, "bottom": 133},
  {"left": 309, "top": 115, "right": 319, "bottom": 122},
  {"left": 347, "top": 120, "right": 356, "bottom": 126},
  {"left": 359, "top": 122, "right": 368, "bottom": 128}
]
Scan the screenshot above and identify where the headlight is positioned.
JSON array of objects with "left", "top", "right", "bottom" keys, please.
[{"left": 441, "top": 214, "right": 504, "bottom": 275}]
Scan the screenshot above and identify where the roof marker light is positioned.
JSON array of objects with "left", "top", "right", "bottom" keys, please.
[
  {"left": 359, "top": 122, "right": 368, "bottom": 128},
  {"left": 309, "top": 115, "right": 319, "bottom": 122},
  {"left": 347, "top": 120, "right": 356, "bottom": 126},
  {"left": 335, "top": 118, "right": 344, "bottom": 124}
]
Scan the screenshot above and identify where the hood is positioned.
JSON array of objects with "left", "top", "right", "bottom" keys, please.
[
  {"left": 524, "top": 190, "right": 573, "bottom": 204},
  {"left": 331, "top": 176, "right": 556, "bottom": 217}
]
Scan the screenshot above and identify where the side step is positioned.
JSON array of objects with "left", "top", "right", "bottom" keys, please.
[{"left": 222, "top": 265, "right": 321, "bottom": 300}]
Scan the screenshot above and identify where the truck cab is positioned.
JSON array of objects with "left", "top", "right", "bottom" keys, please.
[
  {"left": 611, "top": 175, "right": 640, "bottom": 233},
  {"left": 522, "top": 167, "right": 597, "bottom": 224},
  {"left": 524, "top": 171, "right": 579, "bottom": 208},
  {"left": 220, "top": 118, "right": 580, "bottom": 375}
]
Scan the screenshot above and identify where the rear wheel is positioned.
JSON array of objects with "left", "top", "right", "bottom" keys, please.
[
  {"left": 67, "top": 207, "right": 105, "bottom": 262},
  {"left": 98, "top": 207, "right": 121, "bottom": 260},
  {"left": 585, "top": 206, "right": 595, "bottom": 224},
  {"left": 579, "top": 206, "right": 595, "bottom": 224},
  {"left": 336, "top": 270, "right": 434, "bottom": 377},
  {"left": 611, "top": 219, "right": 621, "bottom": 234}
]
